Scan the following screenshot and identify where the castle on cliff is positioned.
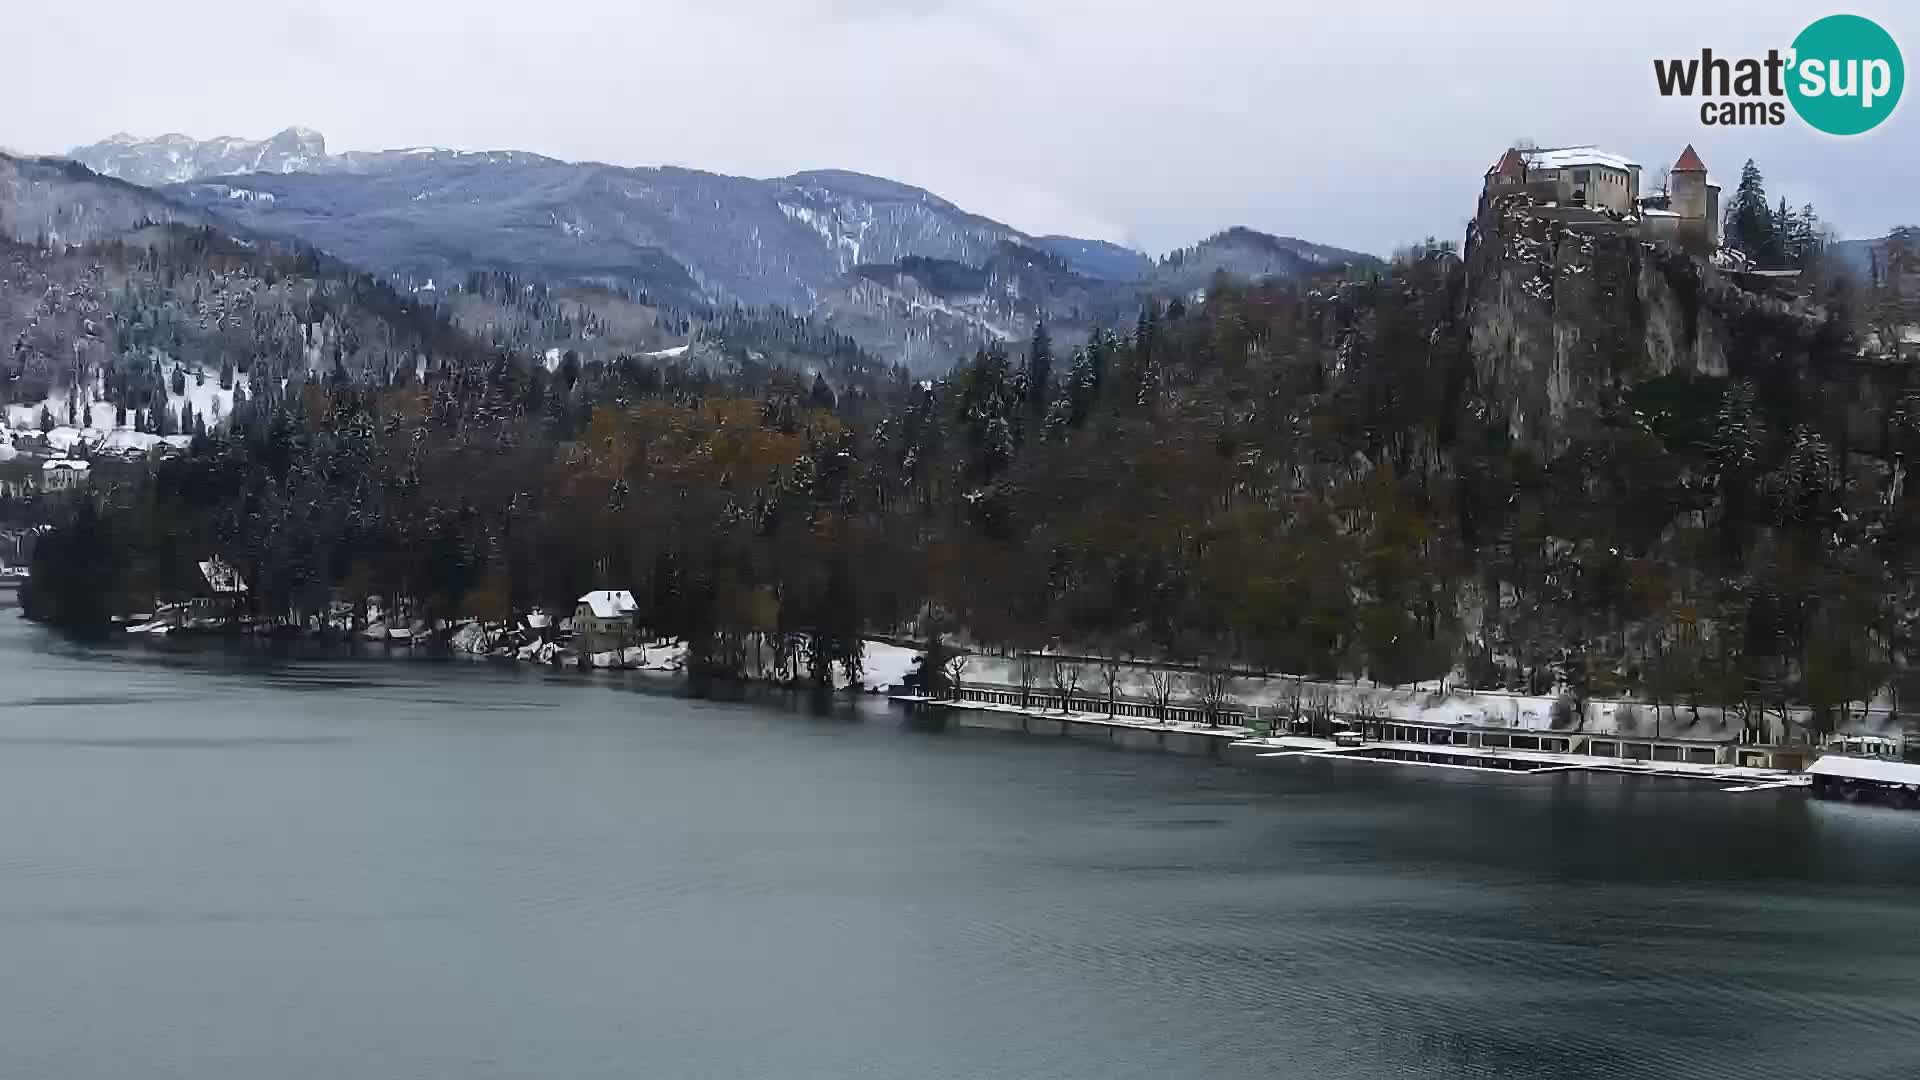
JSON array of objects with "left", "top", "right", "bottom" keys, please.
[{"left": 1483, "top": 144, "right": 1721, "bottom": 253}]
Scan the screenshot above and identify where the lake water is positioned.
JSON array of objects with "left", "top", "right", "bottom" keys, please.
[{"left": 3, "top": 590, "right": 1919, "bottom": 1080}]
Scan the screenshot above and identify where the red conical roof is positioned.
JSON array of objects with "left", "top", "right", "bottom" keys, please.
[{"left": 1672, "top": 144, "right": 1707, "bottom": 172}]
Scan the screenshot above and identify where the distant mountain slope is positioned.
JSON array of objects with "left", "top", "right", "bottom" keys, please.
[
  {"left": 1031, "top": 236, "right": 1154, "bottom": 281},
  {"left": 0, "top": 155, "right": 211, "bottom": 247},
  {"left": 67, "top": 128, "right": 1377, "bottom": 371},
  {"left": 1830, "top": 231, "right": 1919, "bottom": 284},
  {"left": 1155, "top": 227, "right": 1371, "bottom": 295},
  {"left": 0, "top": 151, "right": 489, "bottom": 447},
  {"left": 159, "top": 156, "right": 1036, "bottom": 318}
]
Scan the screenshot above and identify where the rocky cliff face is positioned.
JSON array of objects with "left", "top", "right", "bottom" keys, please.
[
  {"left": 68, "top": 128, "right": 329, "bottom": 187},
  {"left": 1462, "top": 194, "right": 1861, "bottom": 454}
]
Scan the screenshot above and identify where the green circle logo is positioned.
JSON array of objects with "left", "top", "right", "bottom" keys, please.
[{"left": 1788, "top": 14, "right": 1903, "bottom": 135}]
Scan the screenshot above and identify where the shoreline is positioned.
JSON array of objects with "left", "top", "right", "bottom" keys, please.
[
  {"left": 893, "top": 693, "right": 1813, "bottom": 795},
  {"left": 13, "top": 604, "right": 919, "bottom": 701},
  {"left": 0, "top": 593, "right": 1863, "bottom": 800}
]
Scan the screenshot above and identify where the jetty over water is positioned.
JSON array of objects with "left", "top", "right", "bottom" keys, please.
[
  {"left": 1249, "top": 735, "right": 1804, "bottom": 790},
  {"left": 893, "top": 693, "right": 1806, "bottom": 792}
]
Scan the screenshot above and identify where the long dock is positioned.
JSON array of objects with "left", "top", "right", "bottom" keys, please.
[
  {"left": 1245, "top": 735, "right": 1805, "bottom": 790},
  {"left": 891, "top": 695, "right": 1807, "bottom": 791}
]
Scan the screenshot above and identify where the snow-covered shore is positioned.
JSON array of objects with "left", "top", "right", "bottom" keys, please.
[
  {"left": 438, "top": 621, "right": 925, "bottom": 694},
  {"left": 955, "top": 654, "right": 1904, "bottom": 745}
]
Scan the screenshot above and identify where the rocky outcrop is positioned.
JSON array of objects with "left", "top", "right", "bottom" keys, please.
[
  {"left": 68, "top": 128, "right": 329, "bottom": 187},
  {"left": 1463, "top": 193, "right": 1852, "bottom": 454}
]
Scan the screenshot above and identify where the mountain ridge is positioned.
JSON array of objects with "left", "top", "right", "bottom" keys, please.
[{"left": 65, "top": 128, "right": 1380, "bottom": 371}]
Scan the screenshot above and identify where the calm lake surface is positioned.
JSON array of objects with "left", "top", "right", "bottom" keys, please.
[{"left": 3, "top": 592, "right": 1919, "bottom": 1079}]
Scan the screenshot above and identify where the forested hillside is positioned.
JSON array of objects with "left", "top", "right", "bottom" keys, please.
[
  {"left": 12, "top": 143, "right": 1920, "bottom": 739},
  {"left": 0, "top": 153, "right": 476, "bottom": 443}
]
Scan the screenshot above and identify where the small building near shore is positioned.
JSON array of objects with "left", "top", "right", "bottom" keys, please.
[
  {"left": 178, "top": 556, "right": 249, "bottom": 626},
  {"left": 1808, "top": 755, "right": 1920, "bottom": 808},
  {"left": 575, "top": 590, "right": 640, "bottom": 653},
  {"left": 40, "top": 458, "right": 91, "bottom": 492}
]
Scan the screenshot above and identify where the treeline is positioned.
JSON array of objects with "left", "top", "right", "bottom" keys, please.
[
  {"left": 16, "top": 226, "right": 1920, "bottom": 734},
  {"left": 1722, "top": 159, "right": 1827, "bottom": 271}
]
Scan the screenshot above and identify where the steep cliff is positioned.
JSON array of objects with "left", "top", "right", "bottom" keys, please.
[{"left": 1461, "top": 193, "right": 1867, "bottom": 455}]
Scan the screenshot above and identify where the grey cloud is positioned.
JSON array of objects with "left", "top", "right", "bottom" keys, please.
[{"left": 3, "top": 0, "right": 1914, "bottom": 255}]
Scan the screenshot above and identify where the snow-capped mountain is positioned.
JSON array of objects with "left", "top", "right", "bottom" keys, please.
[{"left": 68, "top": 127, "right": 330, "bottom": 187}]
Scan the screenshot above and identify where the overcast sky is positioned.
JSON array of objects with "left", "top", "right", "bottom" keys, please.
[{"left": 5, "top": 0, "right": 1914, "bottom": 254}]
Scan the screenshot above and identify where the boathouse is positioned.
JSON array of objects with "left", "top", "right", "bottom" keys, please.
[{"left": 1807, "top": 756, "right": 1920, "bottom": 808}]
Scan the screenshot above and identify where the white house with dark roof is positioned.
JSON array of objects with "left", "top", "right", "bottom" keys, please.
[
  {"left": 575, "top": 590, "right": 640, "bottom": 653},
  {"left": 172, "top": 556, "right": 249, "bottom": 626},
  {"left": 40, "top": 458, "right": 91, "bottom": 491}
]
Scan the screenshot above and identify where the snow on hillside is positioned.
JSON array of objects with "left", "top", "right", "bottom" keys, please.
[{"left": 4, "top": 363, "right": 248, "bottom": 439}]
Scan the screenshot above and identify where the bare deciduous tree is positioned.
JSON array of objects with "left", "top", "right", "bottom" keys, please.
[
  {"left": 941, "top": 653, "right": 970, "bottom": 701},
  {"left": 1186, "top": 663, "right": 1237, "bottom": 727},
  {"left": 1147, "top": 668, "right": 1177, "bottom": 723},
  {"left": 1100, "top": 657, "right": 1123, "bottom": 717},
  {"left": 1050, "top": 658, "right": 1083, "bottom": 713},
  {"left": 1016, "top": 653, "right": 1044, "bottom": 710}
]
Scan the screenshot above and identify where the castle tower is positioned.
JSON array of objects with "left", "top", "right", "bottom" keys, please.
[
  {"left": 1668, "top": 145, "right": 1720, "bottom": 252},
  {"left": 1480, "top": 147, "right": 1528, "bottom": 216},
  {"left": 1485, "top": 147, "right": 1528, "bottom": 192}
]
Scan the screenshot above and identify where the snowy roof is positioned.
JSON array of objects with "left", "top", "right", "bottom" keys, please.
[
  {"left": 1524, "top": 146, "right": 1641, "bottom": 172},
  {"left": 197, "top": 558, "right": 248, "bottom": 594},
  {"left": 578, "top": 590, "right": 639, "bottom": 619},
  {"left": 1808, "top": 755, "right": 1920, "bottom": 785},
  {"left": 46, "top": 426, "right": 90, "bottom": 453},
  {"left": 42, "top": 459, "right": 89, "bottom": 471},
  {"left": 1640, "top": 208, "right": 1681, "bottom": 218}
]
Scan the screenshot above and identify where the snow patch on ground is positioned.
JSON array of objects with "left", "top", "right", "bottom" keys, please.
[
  {"left": 860, "top": 640, "right": 922, "bottom": 692},
  {"left": 4, "top": 364, "right": 247, "bottom": 437}
]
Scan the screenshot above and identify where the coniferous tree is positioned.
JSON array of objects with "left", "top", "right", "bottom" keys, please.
[
  {"left": 1725, "top": 160, "right": 1775, "bottom": 263},
  {"left": 1026, "top": 321, "right": 1053, "bottom": 416},
  {"left": 1768, "top": 197, "right": 1798, "bottom": 269},
  {"left": 1789, "top": 203, "right": 1823, "bottom": 269},
  {"left": 808, "top": 372, "right": 836, "bottom": 413}
]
